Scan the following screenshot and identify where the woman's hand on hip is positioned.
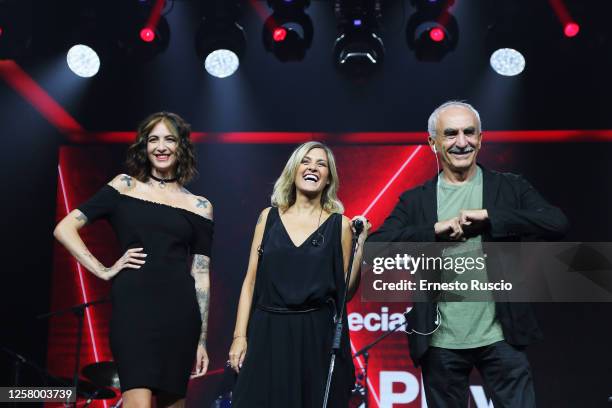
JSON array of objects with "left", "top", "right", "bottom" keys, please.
[{"left": 101, "top": 248, "right": 146, "bottom": 280}]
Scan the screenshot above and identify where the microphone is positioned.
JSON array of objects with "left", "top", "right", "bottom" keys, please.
[
  {"left": 353, "top": 219, "right": 364, "bottom": 235},
  {"left": 312, "top": 232, "right": 324, "bottom": 247}
]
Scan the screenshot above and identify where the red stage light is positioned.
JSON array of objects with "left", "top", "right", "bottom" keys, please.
[
  {"left": 140, "top": 27, "right": 155, "bottom": 42},
  {"left": 273, "top": 27, "right": 287, "bottom": 42},
  {"left": 430, "top": 27, "right": 445, "bottom": 42},
  {"left": 564, "top": 22, "right": 580, "bottom": 37},
  {"left": 0, "top": 27, "right": 3, "bottom": 37}
]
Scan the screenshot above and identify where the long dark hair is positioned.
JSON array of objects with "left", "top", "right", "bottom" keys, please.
[{"left": 126, "top": 112, "right": 197, "bottom": 185}]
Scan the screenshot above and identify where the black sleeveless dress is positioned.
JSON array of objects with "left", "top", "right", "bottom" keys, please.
[
  {"left": 78, "top": 185, "right": 213, "bottom": 397},
  {"left": 232, "top": 207, "right": 355, "bottom": 408}
]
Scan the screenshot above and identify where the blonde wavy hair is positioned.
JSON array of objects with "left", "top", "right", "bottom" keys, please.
[{"left": 271, "top": 142, "right": 344, "bottom": 214}]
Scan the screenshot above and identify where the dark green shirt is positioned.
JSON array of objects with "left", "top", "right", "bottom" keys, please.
[{"left": 429, "top": 166, "right": 505, "bottom": 349}]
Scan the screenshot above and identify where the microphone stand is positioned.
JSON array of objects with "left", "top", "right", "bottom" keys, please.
[
  {"left": 322, "top": 220, "right": 363, "bottom": 408},
  {"left": 352, "top": 320, "right": 407, "bottom": 408},
  {"left": 37, "top": 298, "right": 109, "bottom": 407}
]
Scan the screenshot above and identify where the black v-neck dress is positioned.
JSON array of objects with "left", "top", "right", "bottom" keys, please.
[
  {"left": 78, "top": 185, "right": 213, "bottom": 397},
  {"left": 231, "top": 207, "right": 354, "bottom": 408}
]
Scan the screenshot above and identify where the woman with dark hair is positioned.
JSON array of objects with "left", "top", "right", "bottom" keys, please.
[
  {"left": 228, "top": 141, "right": 370, "bottom": 407},
  {"left": 54, "top": 112, "right": 213, "bottom": 408}
]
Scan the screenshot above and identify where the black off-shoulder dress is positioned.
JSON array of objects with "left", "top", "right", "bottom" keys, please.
[{"left": 78, "top": 184, "right": 213, "bottom": 397}]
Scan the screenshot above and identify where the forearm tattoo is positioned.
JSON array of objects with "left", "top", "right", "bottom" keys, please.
[
  {"left": 196, "top": 287, "right": 209, "bottom": 346},
  {"left": 82, "top": 251, "right": 109, "bottom": 277},
  {"left": 192, "top": 255, "right": 210, "bottom": 346}
]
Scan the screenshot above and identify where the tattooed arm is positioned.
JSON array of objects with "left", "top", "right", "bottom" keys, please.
[
  {"left": 192, "top": 254, "right": 211, "bottom": 348},
  {"left": 191, "top": 196, "right": 213, "bottom": 342},
  {"left": 189, "top": 195, "right": 213, "bottom": 378},
  {"left": 53, "top": 174, "right": 146, "bottom": 280}
]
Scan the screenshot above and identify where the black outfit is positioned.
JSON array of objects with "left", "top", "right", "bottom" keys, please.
[
  {"left": 78, "top": 185, "right": 213, "bottom": 397},
  {"left": 231, "top": 207, "right": 354, "bottom": 408},
  {"left": 421, "top": 341, "right": 536, "bottom": 408},
  {"left": 367, "top": 166, "right": 568, "bottom": 407}
]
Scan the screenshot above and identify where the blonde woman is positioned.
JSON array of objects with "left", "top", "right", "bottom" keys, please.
[{"left": 228, "top": 141, "right": 370, "bottom": 407}]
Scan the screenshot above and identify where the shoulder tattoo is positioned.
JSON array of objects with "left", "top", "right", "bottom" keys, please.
[
  {"left": 196, "top": 198, "right": 209, "bottom": 208},
  {"left": 120, "top": 175, "right": 132, "bottom": 187}
]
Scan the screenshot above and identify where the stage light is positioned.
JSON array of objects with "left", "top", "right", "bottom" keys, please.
[
  {"left": 406, "top": 1, "right": 459, "bottom": 62},
  {"left": 66, "top": 44, "right": 100, "bottom": 78},
  {"left": 485, "top": 14, "right": 530, "bottom": 78},
  {"left": 490, "top": 48, "right": 525, "bottom": 76},
  {"left": 263, "top": 0, "right": 313, "bottom": 62},
  {"left": 334, "top": 30, "right": 384, "bottom": 70},
  {"left": 429, "top": 27, "right": 445, "bottom": 42},
  {"left": 140, "top": 27, "right": 155, "bottom": 42},
  {"left": 564, "top": 22, "right": 580, "bottom": 38},
  {"left": 112, "top": 0, "right": 169, "bottom": 60},
  {"left": 273, "top": 27, "right": 287, "bottom": 42},
  {"left": 204, "top": 49, "right": 240, "bottom": 78},
  {"left": 333, "top": 0, "right": 384, "bottom": 78},
  {"left": 196, "top": 17, "right": 246, "bottom": 78}
]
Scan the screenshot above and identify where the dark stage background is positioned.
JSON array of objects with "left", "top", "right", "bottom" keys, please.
[{"left": 2, "top": 0, "right": 612, "bottom": 407}]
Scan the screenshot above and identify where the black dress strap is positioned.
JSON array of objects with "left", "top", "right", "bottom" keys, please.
[
  {"left": 250, "top": 207, "right": 279, "bottom": 324},
  {"left": 257, "top": 207, "right": 278, "bottom": 257}
]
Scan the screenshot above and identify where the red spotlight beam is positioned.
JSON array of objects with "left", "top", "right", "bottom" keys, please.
[
  {"left": 548, "top": 0, "right": 572, "bottom": 24},
  {"left": 247, "top": 0, "right": 283, "bottom": 38},
  {"left": 0, "top": 60, "right": 84, "bottom": 134},
  {"left": 145, "top": 0, "right": 165, "bottom": 31},
  {"left": 435, "top": 0, "right": 456, "bottom": 27},
  {"left": 362, "top": 145, "right": 423, "bottom": 217},
  {"left": 246, "top": 0, "right": 270, "bottom": 21},
  {"left": 548, "top": 0, "right": 579, "bottom": 36}
]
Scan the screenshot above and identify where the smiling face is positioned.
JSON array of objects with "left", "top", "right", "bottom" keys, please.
[
  {"left": 147, "top": 120, "right": 178, "bottom": 175},
  {"left": 430, "top": 106, "right": 482, "bottom": 174},
  {"left": 294, "top": 147, "right": 330, "bottom": 196}
]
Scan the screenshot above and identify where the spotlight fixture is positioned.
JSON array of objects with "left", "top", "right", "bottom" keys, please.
[
  {"left": 195, "top": 1, "right": 245, "bottom": 78},
  {"left": 333, "top": 0, "right": 384, "bottom": 78},
  {"left": 489, "top": 48, "right": 525, "bottom": 76},
  {"left": 262, "top": 0, "right": 313, "bottom": 62},
  {"left": 140, "top": 27, "right": 156, "bottom": 43},
  {"left": 66, "top": 44, "right": 100, "bottom": 78},
  {"left": 547, "top": 0, "right": 581, "bottom": 39},
  {"left": 563, "top": 22, "right": 580, "bottom": 38},
  {"left": 406, "top": 0, "right": 458, "bottom": 62},
  {"left": 65, "top": 4, "right": 107, "bottom": 78},
  {"left": 114, "top": 0, "right": 170, "bottom": 60},
  {"left": 486, "top": 16, "right": 529, "bottom": 77},
  {"left": 196, "top": 18, "right": 246, "bottom": 78}
]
